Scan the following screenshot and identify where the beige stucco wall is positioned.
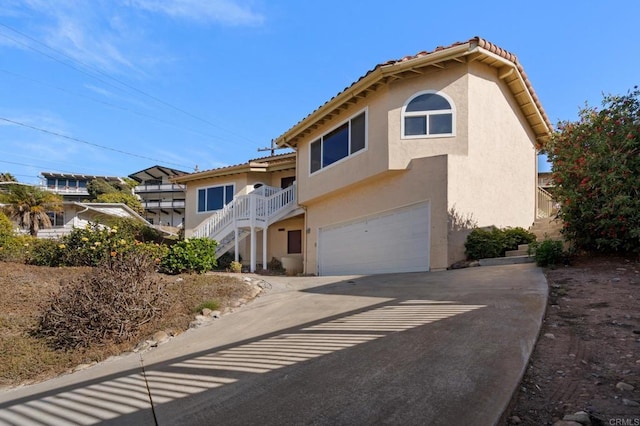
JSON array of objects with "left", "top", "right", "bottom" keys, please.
[
  {"left": 302, "top": 156, "right": 448, "bottom": 274},
  {"left": 444, "top": 62, "right": 537, "bottom": 263}
]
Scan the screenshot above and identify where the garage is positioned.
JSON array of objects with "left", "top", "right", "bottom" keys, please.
[{"left": 318, "top": 202, "right": 430, "bottom": 275}]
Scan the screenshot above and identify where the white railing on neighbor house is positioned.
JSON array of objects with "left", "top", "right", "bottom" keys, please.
[
  {"left": 142, "top": 200, "right": 186, "bottom": 209},
  {"left": 134, "top": 183, "right": 185, "bottom": 192},
  {"left": 537, "top": 186, "right": 555, "bottom": 218},
  {"left": 192, "top": 184, "right": 297, "bottom": 239}
]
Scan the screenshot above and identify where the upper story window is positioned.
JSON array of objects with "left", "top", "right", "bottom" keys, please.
[
  {"left": 197, "top": 184, "right": 234, "bottom": 213},
  {"left": 401, "top": 91, "right": 455, "bottom": 138},
  {"left": 310, "top": 109, "right": 367, "bottom": 174}
]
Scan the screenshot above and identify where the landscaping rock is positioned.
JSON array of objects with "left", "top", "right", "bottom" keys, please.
[
  {"left": 616, "top": 381, "right": 634, "bottom": 391},
  {"left": 509, "top": 415, "right": 522, "bottom": 424},
  {"left": 202, "top": 308, "right": 212, "bottom": 316},
  {"left": 553, "top": 421, "right": 582, "bottom": 426},
  {"left": 209, "top": 310, "right": 221, "bottom": 318},
  {"left": 153, "top": 331, "right": 170, "bottom": 345},
  {"left": 133, "top": 341, "right": 150, "bottom": 352},
  {"left": 622, "top": 398, "right": 640, "bottom": 407},
  {"left": 562, "top": 411, "right": 591, "bottom": 425},
  {"left": 544, "top": 333, "right": 556, "bottom": 339}
]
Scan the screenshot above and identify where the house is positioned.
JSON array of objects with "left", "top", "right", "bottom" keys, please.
[
  {"left": 40, "top": 172, "right": 125, "bottom": 201},
  {"left": 177, "top": 37, "right": 552, "bottom": 275},
  {"left": 129, "top": 165, "right": 188, "bottom": 227},
  {"left": 173, "top": 153, "right": 303, "bottom": 273},
  {"left": 22, "top": 202, "right": 149, "bottom": 239}
]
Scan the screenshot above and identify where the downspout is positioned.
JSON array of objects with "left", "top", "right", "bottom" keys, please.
[{"left": 75, "top": 203, "right": 90, "bottom": 228}]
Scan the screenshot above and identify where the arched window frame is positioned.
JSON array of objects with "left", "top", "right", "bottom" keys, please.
[{"left": 401, "top": 90, "right": 456, "bottom": 139}]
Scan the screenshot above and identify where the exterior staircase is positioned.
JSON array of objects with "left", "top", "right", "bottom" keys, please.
[
  {"left": 190, "top": 183, "right": 300, "bottom": 259},
  {"left": 480, "top": 217, "right": 565, "bottom": 267}
]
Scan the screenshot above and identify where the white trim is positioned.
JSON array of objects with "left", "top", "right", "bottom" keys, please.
[
  {"left": 196, "top": 182, "right": 236, "bottom": 214},
  {"left": 401, "top": 90, "right": 456, "bottom": 139},
  {"left": 309, "top": 107, "right": 369, "bottom": 176}
]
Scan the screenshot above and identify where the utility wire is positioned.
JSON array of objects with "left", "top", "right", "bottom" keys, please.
[
  {"left": 0, "top": 159, "right": 114, "bottom": 176},
  {"left": 0, "top": 68, "right": 236, "bottom": 143},
  {"left": 0, "top": 21, "right": 258, "bottom": 145},
  {"left": 0, "top": 117, "right": 192, "bottom": 169}
]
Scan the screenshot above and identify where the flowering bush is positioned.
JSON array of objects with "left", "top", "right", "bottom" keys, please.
[
  {"left": 160, "top": 238, "right": 218, "bottom": 274},
  {"left": 542, "top": 87, "right": 640, "bottom": 254}
]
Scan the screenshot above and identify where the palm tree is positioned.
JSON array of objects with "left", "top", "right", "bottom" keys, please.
[
  {"left": 0, "top": 173, "right": 16, "bottom": 182},
  {"left": 1, "top": 185, "right": 62, "bottom": 237}
]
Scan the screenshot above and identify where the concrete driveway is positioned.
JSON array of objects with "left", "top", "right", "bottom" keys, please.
[{"left": 0, "top": 263, "right": 547, "bottom": 425}]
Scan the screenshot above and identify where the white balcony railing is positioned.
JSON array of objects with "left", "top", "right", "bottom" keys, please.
[
  {"left": 142, "top": 200, "right": 186, "bottom": 209},
  {"left": 192, "top": 184, "right": 297, "bottom": 240},
  {"left": 41, "top": 185, "right": 89, "bottom": 195},
  {"left": 135, "top": 183, "right": 185, "bottom": 192}
]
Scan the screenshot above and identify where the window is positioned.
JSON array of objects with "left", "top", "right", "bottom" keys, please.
[
  {"left": 287, "top": 230, "right": 302, "bottom": 254},
  {"left": 197, "top": 184, "right": 234, "bottom": 213},
  {"left": 47, "top": 212, "right": 64, "bottom": 227},
  {"left": 310, "top": 110, "right": 367, "bottom": 173},
  {"left": 402, "top": 91, "right": 454, "bottom": 138}
]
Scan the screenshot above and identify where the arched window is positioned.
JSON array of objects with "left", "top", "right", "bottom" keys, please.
[{"left": 401, "top": 91, "right": 455, "bottom": 138}]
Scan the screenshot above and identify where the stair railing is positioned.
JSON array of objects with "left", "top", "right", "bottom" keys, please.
[
  {"left": 192, "top": 183, "right": 297, "bottom": 239},
  {"left": 537, "top": 187, "right": 555, "bottom": 219}
]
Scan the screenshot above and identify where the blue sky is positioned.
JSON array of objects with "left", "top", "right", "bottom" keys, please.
[{"left": 1, "top": 0, "right": 638, "bottom": 183}]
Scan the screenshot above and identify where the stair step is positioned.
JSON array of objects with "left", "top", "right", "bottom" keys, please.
[{"left": 506, "top": 249, "right": 529, "bottom": 257}]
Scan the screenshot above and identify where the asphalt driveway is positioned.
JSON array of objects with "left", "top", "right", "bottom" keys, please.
[{"left": 0, "top": 263, "right": 547, "bottom": 425}]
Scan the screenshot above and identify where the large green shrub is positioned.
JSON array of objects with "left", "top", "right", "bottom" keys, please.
[
  {"left": 502, "top": 227, "right": 537, "bottom": 251},
  {"left": 529, "top": 239, "right": 564, "bottom": 267},
  {"left": 542, "top": 87, "right": 640, "bottom": 254},
  {"left": 465, "top": 227, "right": 504, "bottom": 259},
  {"left": 160, "top": 238, "right": 217, "bottom": 274},
  {"left": 25, "top": 238, "right": 65, "bottom": 267},
  {"left": 0, "top": 212, "right": 14, "bottom": 246},
  {"left": 465, "top": 226, "right": 536, "bottom": 260}
]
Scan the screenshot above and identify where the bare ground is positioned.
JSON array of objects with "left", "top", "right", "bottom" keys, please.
[
  {"left": 503, "top": 255, "right": 640, "bottom": 425},
  {"left": 0, "top": 261, "right": 255, "bottom": 389}
]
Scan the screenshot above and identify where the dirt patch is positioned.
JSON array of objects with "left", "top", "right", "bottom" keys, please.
[
  {"left": 503, "top": 255, "right": 640, "bottom": 425},
  {"left": 0, "top": 261, "right": 255, "bottom": 389}
]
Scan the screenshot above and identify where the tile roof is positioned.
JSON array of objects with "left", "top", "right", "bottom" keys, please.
[
  {"left": 172, "top": 152, "right": 296, "bottom": 183},
  {"left": 274, "top": 36, "right": 551, "bottom": 146}
]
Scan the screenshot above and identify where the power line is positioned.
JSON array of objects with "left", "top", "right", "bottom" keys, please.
[
  {"left": 0, "top": 117, "right": 193, "bottom": 169},
  {"left": 0, "top": 68, "right": 236, "bottom": 143},
  {"left": 0, "top": 21, "right": 258, "bottom": 145}
]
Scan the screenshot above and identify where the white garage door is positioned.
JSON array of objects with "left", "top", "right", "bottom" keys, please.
[{"left": 318, "top": 202, "right": 430, "bottom": 275}]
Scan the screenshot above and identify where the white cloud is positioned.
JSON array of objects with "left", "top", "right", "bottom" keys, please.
[{"left": 129, "top": 0, "right": 265, "bottom": 26}]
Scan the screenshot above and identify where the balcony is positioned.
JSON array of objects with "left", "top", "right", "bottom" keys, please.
[
  {"left": 41, "top": 185, "right": 89, "bottom": 195},
  {"left": 142, "top": 200, "right": 186, "bottom": 209},
  {"left": 135, "top": 183, "right": 185, "bottom": 193}
]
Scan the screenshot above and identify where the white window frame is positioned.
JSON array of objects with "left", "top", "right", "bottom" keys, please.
[
  {"left": 401, "top": 90, "right": 456, "bottom": 139},
  {"left": 196, "top": 183, "right": 235, "bottom": 214},
  {"left": 309, "top": 107, "right": 368, "bottom": 175}
]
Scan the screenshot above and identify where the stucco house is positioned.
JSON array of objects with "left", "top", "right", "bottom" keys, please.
[{"left": 177, "top": 37, "right": 552, "bottom": 275}]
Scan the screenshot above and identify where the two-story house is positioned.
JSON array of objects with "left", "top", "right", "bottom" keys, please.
[{"left": 177, "top": 37, "right": 552, "bottom": 275}]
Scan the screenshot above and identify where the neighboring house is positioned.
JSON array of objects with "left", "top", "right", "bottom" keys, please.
[
  {"left": 40, "top": 172, "right": 126, "bottom": 226},
  {"left": 25, "top": 202, "right": 149, "bottom": 239},
  {"left": 179, "top": 37, "right": 552, "bottom": 275},
  {"left": 174, "top": 153, "right": 303, "bottom": 273},
  {"left": 129, "top": 165, "right": 188, "bottom": 227}
]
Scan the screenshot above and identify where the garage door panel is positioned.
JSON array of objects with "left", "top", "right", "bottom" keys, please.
[{"left": 318, "top": 202, "right": 430, "bottom": 275}]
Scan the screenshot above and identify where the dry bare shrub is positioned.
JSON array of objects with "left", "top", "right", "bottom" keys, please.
[{"left": 36, "top": 251, "right": 168, "bottom": 350}]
